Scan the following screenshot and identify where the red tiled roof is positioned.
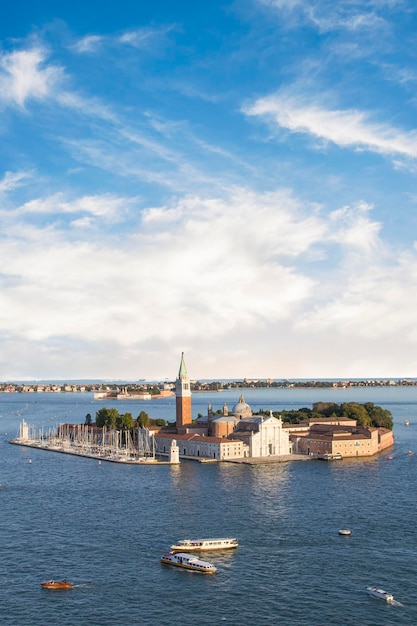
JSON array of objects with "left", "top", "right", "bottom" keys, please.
[{"left": 155, "top": 432, "right": 235, "bottom": 444}]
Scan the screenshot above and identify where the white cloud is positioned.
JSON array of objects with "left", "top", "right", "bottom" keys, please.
[
  {"left": 0, "top": 185, "right": 416, "bottom": 378},
  {"left": 0, "top": 170, "right": 32, "bottom": 193},
  {"left": 72, "top": 35, "right": 104, "bottom": 53},
  {"left": 0, "top": 189, "right": 321, "bottom": 347},
  {"left": 0, "top": 47, "right": 62, "bottom": 107},
  {"left": 296, "top": 250, "right": 417, "bottom": 345},
  {"left": 258, "top": 0, "right": 392, "bottom": 33},
  {"left": 72, "top": 26, "right": 175, "bottom": 55},
  {"left": 244, "top": 91, "right": 417, "bottom": 159},
  {"left": 5, "top": 193, "right": 134, "bottom": 221},
  {"left": 118, "top": 26, "right": 175, "bottom": 48},
  {"left": 329, "top": 201, "right": 382, "bottom": 253}
]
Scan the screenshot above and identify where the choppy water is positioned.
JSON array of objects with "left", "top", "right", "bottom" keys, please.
[{"left": 1, "top": 387, "right": 417, "bottom": 625}]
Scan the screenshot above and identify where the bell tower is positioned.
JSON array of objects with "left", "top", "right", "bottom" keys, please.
[{"left": 175, "top": 352, "right": 192, "bottom": 431}]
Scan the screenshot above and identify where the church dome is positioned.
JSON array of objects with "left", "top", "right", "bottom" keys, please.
[{"left": 232, "top": 395, "right": 252, "bottom": 418}]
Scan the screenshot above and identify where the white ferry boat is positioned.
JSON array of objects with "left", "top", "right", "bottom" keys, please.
[
  {"left": 161, "top": 552, "right": 217, "bottom": 574},
  {"left": 366, "top": 587, "right": 394, "bottom": 602},
  {"left": 170, "top": 537, "right": 238, "bottom": 552}
]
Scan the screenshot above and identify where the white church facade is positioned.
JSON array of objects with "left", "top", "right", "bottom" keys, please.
[{"left": 228, "top": 412, "right": 292, "bottom": 458}]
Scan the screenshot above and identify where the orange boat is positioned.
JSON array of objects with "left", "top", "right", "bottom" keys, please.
[{"left": 41, "top": 580, "right": 73, "bottom": 590}]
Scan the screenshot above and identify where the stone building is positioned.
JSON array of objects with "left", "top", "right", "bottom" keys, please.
[
  {"left": 155, "top": 431, "right": 247, "bottom": 460},
  {"left": 290, "top": 421, "right": 394, "bottom": 457}
]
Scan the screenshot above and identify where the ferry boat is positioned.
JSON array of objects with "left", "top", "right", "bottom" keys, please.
[
  {"left": 41, "top": 580, "right": 73, "bottom": 589},
  {"left": 170, "top": 537, "right": 238, "bottom": 552},
  {"left": 366, "top": 586, "right": 394, "bottom": 603},
  {"left": 161, "top": 552, "right": 217, "bottom": 574}
]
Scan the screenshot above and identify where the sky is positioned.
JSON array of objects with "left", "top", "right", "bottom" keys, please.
[{"left": 1, "top": 0, "right": 417, "bottom": 381}]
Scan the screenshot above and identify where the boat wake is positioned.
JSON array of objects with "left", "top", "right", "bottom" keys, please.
[{"left": 390, "top": 599, "right": 403, "bottom": 607}]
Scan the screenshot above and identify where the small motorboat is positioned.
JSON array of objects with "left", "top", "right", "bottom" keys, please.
[
  {"left": 404, "top": 420, "right": 410, "bottom": 426},
  {"left": 407, "top": 450, "right": 414, "bottom": 456},
  {"left": 338, "top": 529, "right": 351, "bottom": 536},
  {"left": 366, "top": 586, "right": 394, "bottom": 602},
  {"left": 161, "top": 552, "right": 217, "bottom": 574},
  {"left": 41, "top": 580, "right": 73, "bottom": 589}
]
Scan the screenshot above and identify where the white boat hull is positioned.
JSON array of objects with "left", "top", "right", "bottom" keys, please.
[
  {"left": 367, "top": 587, "right": 394, "bottom": 602},
  {"left": 171, "top": 537, "right": 238, "bottom": 552},
  {"left": 161, "top": 552, "right": 217, "bottom": 574}
]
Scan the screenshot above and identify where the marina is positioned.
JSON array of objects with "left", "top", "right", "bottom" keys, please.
[{"left": 9, "top": 419, "right": 177, "bottom": 465}]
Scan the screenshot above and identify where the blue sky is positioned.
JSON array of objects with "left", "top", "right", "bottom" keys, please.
[{"left": 1, "top": 0, "right": 417, "bottom": 380}]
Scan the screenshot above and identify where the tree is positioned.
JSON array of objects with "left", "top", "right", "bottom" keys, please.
[
  {"left": 312, "top": 402, "right": 340, "bottom": 416},
  {"left": 118, "top": 412, "right": 134, "bottom": 429},
  {"left": 152, "top": 418, "right": 166, "bottom": 427},
  {"left": 96, "top": 407, "right": 119, "bottom": 428},
  {"left": 340, "top": 402, "right": 372, "bottom": 427},
  {"left": 136, "top": 410, "right": 150, "bottom": 428},
  {"left": 364, "top": 402, "right": 393, "bottom": 429},
  {"left": 84, "top": 413, "right": 92, "bottom": 426}
]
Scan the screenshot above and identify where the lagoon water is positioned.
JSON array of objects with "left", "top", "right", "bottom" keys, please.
[{"left": 1, "top": 386, "right": 417, "bottom": 625}]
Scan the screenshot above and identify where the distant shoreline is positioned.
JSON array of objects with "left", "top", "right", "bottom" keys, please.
[{"left": 1, "top": 378, "right": 417, "bottom": 395}]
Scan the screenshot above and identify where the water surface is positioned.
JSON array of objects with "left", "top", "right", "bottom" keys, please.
[{"left": 0, "top": 388, "right": 416, "bottom": 625}]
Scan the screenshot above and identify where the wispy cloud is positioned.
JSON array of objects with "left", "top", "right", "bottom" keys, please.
[
  {"left": 118, "top": 25, "right": 177, "bottom": 49},
  {"left": 244, "top": 91, "right": 417, "bottom": 159},
  {"left": 258, "top": 0, "right": 394, "bottom": 33},
  {"left": 0, "top": 170, "right": 32, "bottom": 193},
  {"left": 72, "top": 25, "right": 177, "bottom": 55},
  {"left": 6, "top": 193, "right": 135, "bottom": 221},
  {"left": 71, "top": 35, "right": 104, "bottom": 53}
]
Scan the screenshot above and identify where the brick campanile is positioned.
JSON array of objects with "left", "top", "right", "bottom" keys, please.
[{"left": 175, "top": 352, "right": 192, "bottom": 431}]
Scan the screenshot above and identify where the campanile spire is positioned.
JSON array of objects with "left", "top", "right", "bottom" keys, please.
[{"left": 175, "top": 352, "right": 192, "bottom": 431}]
